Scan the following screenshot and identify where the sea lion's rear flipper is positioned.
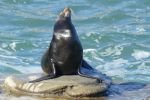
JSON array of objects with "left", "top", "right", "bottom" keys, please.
[
  {"left": 82, "top": 59, "right": 94, "bottom": 70},
  {"left": 80, "top": 60, "right": 112, "bottom": 84},
  {"left": 78, "top": 60, "right": 102, "bottom": 83},
  {"left": 78, "top": 68, "right": 102, "bottom": 83},
  {"left": 29, "top": 59, "right": 57, "bottom": 83}
]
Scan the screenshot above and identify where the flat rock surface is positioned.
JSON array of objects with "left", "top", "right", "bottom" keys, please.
[{"left": 4, "top": 74, "right": 109, "bottom": 99}]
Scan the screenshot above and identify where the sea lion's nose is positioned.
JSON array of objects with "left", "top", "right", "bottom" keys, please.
[
  {"left": 63, "top": 8, "right": 71, "bottom": 14},
  {"left": 60, "top": 8, "right": 71, "bottom": 17}
]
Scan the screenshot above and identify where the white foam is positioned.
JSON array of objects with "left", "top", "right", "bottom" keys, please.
[
  {"left": 96, "top": 58, "right": 128, "bottom": 77},
  {"left": 0, "top": 54, "right": 17, "bottom": 59},
  {"left": 0, "top": 48, "right": 12, "bottom": 55},
  {"left": 1, "top": 43, "right": 8, "bottom": 48},
  {"left": 83, "top": 48, "right": 105, "bottom": 62},
  {"left": 106, "top": 68, "right": 127, "bottom": 77},
  {"left": 136, "top": 27, "right": 145, "bottom": 33},
  {"left": 9, "top": 42, "right": 17, "bottom": 52},
  {"left": 100, "top": 45, "right": 123, "bottom": 56},
  {"left": 83, "top": 48, "right": 96, "bottom": 53},
  {"left": 93, "top": 56, "right": 104, "bottom": 62},
  {"left": 132, "top": 50, "right": 150, "bottom": 60},
  {"left": 86, "top": 32, "right": 92, "bottom": 37},
  {"left": 94, "top": 39, "right": 100, "bottom": 43}
]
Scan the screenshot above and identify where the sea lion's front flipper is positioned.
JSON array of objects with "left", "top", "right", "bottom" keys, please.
[{"left": 29, "top": 59, "right": 56, "bottom": 83}]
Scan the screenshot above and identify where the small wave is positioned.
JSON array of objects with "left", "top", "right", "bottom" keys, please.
[
  {"left": 0, "top": 48, "right": 12, "bottom": 55},
  {"left": 83, "top": 48, "right": 97, "bottom": 53},
  {"left": 132, "top": 50, "right": 150, "bottom": 60},
  {"left": 96, "top": 58, "right": 128, "bottom": 78},
  {"left": 7, "top": 41, "right": 40, "bottom": 52},
  {"left": 83, "top": 48, "right": 104, "bottom": 62},
  {"left": 100, "top": 45, "right": 123, "bottom": 57}
]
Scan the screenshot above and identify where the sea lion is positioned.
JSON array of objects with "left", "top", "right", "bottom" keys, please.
[{"left": 30, "top": 8, "right": 101, "bottom": 83}]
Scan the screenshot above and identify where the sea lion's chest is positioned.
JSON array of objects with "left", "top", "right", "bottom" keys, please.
[
  {"left": 54, "top": 30, "right": 71, "bottom": 41},
  {"left": 51, "top": 30, "right": 73, "bottom": 57},
  {"left": 51, "top": 30, "right": 81, "bottom": 64}
]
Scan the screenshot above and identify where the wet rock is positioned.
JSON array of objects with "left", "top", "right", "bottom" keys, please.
[{"left": 4, "top": 74, "right": 110, "bottom": 99}]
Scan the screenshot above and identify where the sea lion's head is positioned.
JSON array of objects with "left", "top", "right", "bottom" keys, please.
[
  {"left": 54, "top": 8, "right": 73, "bottom": 32},
  {"left": 58, "top": 8, "right": 71, "bottom": 21}
]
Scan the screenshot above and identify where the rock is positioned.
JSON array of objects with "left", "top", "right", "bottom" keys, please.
[{"left": 4, "top": 74, "right": 110, "bottom": 99}]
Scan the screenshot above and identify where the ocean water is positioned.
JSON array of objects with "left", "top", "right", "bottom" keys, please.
[{"left": 0, "top": 0, "right": 150, "bottom": 100}]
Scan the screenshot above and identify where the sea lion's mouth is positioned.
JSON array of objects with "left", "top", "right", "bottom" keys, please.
[{"left": 59, "top": 8, "right": 71, "bottom": 18}]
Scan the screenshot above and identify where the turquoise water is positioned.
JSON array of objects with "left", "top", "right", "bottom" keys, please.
[{"left": 0, "top": 0, "right": 150, "bottom": 99}]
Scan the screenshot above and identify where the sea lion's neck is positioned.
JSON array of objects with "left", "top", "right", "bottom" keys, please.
[{"left": 54, "top": 20, "right": 72, "bottom": 32}]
